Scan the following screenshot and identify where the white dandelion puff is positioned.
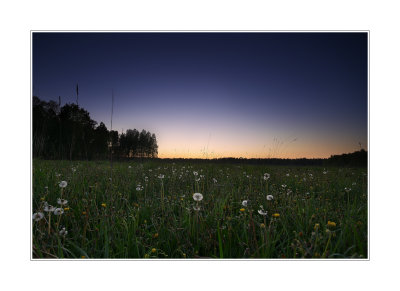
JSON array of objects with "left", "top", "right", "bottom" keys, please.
[
  {"left": 32, "top": 212, "right": 44, "bottom": 221},
  {"left": 59, "top": 181, "right": 68, "bottom": 188},
  {"left": 44, "top": 203, "right": 55, "bottom": 212},
  {"left": 59, "top": 227, "right": 68, "bottom": 236},
  {"left": 193, "top": 205, "right": 201, "bottom": 211},
  {"left": 267, "top": 195, "right": 274, "bottom": 201},
  {"left": 193, "top": 193, "right": 203, "bottom": 201},
  {"left": 57, "top": 198, "right": 68, "bottom": 206},
  {"left": 53, "top": 208, "right": 64, "bottom": 215},
  {"left": 242, "top": 200, "right": 248, "bottom": 207},
  {"left": 258, "top": 209, "right": 268, "bottom": 216}
]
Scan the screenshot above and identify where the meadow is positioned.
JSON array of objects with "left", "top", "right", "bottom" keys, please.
[{"left": 32, "top": 159, "right": 368, "bottom": 259}]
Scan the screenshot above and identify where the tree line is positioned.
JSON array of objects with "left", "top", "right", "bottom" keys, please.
[{"left": 33, "top": 96, "right": 158, "bottom": 160}]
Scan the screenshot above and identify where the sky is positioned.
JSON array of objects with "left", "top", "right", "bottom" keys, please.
[{"left": 32, "top": 32, "right": 368, "bottom": 159}]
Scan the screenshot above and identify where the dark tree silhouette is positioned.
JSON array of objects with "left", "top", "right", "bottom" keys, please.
[{"left": 32, "top": 96, "right": 158, "bottom": 160}]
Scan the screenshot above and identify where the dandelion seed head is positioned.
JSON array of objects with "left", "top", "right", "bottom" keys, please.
[
  {"left": 32, "top": 212, "right": 44, "bottom": 221},
  {"left": 258, "top": 209, "right": 268, "bottom": 216},
  {"left": 193, "top": 193, "right": 203, "bottom": 201},
  {"left": 53, "top": 208, "right": 64, "bottom": 215},
  {"left": 57, "top": 198, "right": 68, "bottom": 206},
  {"left": 59, "top": 181, "right": 68, "bottom": 188}
]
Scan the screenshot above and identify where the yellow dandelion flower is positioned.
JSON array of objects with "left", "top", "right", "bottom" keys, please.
[
  {"left": 144, "top": 254, "right": 149, "bottom": 258},
  {"left": 151, "top": 248, "right": 156, "bottom": 253},
  {"left": 82, "top": 211, "right": 87, "bottom": 215},
  {"left": 314, "top": 223, "right": 320, "bottom": 230},
  {"left": 101, "top": 203, "right": 107, "bottom": 208},
  {"left": 260, "top": 223, "right": 265, "bottom": 228},
  {"left": 64, "top": 207, "right": 70, "bottom": 211},
  {"left": 272, "top": 213, "right": 280, "bottom": 218},
  {"left": 183, "top": 253, "right": 187, "bottom": 258},
  {"left": 327, "top": 221, "right": 336, "bottom": 227},
  {"left": 240, "top": 208, "right": 245, "bottom": 212},
  {"left": 81, "top": 256, "right": 86, "bottom": 259},
  {"left": 153, "top": 233, "right": 159, "bottom": 239},
  {"left": 40, "top": 197, "right": 45, "bottom": 201}
]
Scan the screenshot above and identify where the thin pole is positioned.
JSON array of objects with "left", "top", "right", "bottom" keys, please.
[
  {"left": 110, "top": 89, "right": 114, "bottom": 181},
  {"left": 76, "top": 83, "right": 79, "bottom": 106}
]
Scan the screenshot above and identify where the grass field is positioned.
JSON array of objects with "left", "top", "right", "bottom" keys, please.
[{"left": 32, "top": 159, "right": 368, "bottom": 259}]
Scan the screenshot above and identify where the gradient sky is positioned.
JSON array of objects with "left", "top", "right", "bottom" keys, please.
[{"left": 32, "top": 32, "right": 368, "bottom": 159}]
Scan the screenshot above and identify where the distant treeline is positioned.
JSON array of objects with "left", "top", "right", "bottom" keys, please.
[
  {"left": 33, "top": 96, "right": 158, "bottom": 160},
  {"left": 139, "top": 150, "right": 367, "bottom": 167}
]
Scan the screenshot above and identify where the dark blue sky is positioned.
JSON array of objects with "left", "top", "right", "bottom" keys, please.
[{"left": 33, "top": 32, "right": 368, "bottom": 158}]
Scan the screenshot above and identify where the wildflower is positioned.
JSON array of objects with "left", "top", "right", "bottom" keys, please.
[
  {"left": 344, "top": 187, "right": 351, "bottom": 193},
  {"left": 43, "top": 203, "right": 55, "bottom": 212},
  {"left": 32, "top": 212, "right": 44, "bottom": 221},
  {"left": 263, "top": 173, "right": 270, "bottom": 180},
  {"left": 153, "top": 233, "right": 159, "bottom": 239},
  {"left": 71, "top": 167, "right": 76, "bottom": 172},
  {"left": 128, "top": 166, "right": 132, "bottom": 169},
  {"left": 101, "top": 203, "right": 107, "bottom": 208},
  {"left": 53, "top": 208, "right": 64, "bottom": 215},
  {"left": 193, "top": 193, "right": 203, "bottom": 201},
  {"left": 260, "top": 223, "right": 265, "bottom": 228},
  {"left": 242, "top": 200, "right": 248, "bottom": 207},
  {"left": 82, "top": 211, "right": 87, "bottom": 215},
  {"left": 136, "top": 185, "right": 144, "bottom": 191},
  {"left": 63, "top": 207, "right": 70, "bottom": 211},
  {"left": 240, "top": 208, "right": 245, "bottom": 212},
  {"left": 59, "top": 181, "right": 68, "bottom": 188},
  {"left": 183, "top": 253, "right": 187, "bottom": 258},
  {"left": 151, "top": 248, "right": 156, "bottom": 253},
  {"left": 266, "top": 195, "right": 274, "bottom": 201},
  {"left": 258, "top": 209, "right": 268, "bottom": 216},
  {"left": 193, "top": 171, "right": 198, "bottom": 176},
  {"left": 272, "top": 213, "right": 280, "bottom": 218},
  {"left": 314, "top": 223, "right": 320, "bottom": 231},
  {"left": 193, "top": 205, "right": 201, "bottom": 211},
  {"left": 144, "top": 254, "right": 149, "bottom": 258},
  {"left": 57, "top": 198, "right": 68, "bottom": 206},
  {"left": 352, "top": 182, "right": 357, "bottom": 186},
  {"left": 327, "top": 221, "right": 336, "bottom": 227},
  {"left": 59, "top": 227, "right": 68, "bottom": 236},
  {"left": 40, "top": 197, "right": 45, "bottom": 201},
  {"left": 286, "top": 173, "right": 290, "bottom": 177},
  {"left": 281, "top": 184, "right": 287, "bottom": 189},
  {"left": 212, "top": 178, "right": 217, "bottom": 183},
  {"left": 158, "top": 174, "right": 164, "bottom": 179},
  {"left": 323, "top": 171, "right": 328, "bottom": 175},
  {"left": 81, "top": 256, "right": 86, "bottom": 259}
]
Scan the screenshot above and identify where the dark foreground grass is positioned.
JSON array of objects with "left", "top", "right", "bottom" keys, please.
[{"left": 32, "top": 159, "right": 368, "bottom": 259}]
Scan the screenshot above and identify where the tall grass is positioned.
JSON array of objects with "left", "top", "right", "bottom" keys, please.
[{"left": 32, "top": 160, "right": 367, "bottom": 259}]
